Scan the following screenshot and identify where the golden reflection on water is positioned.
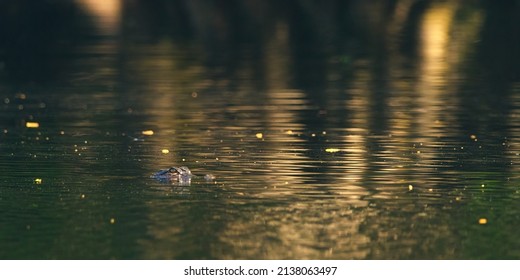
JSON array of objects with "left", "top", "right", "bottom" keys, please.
[
  {"left": 127, "top": 2, "right": 504, "bottom": 259},
  {"left": 76, "top": 0, "right": 121, "bottom": 35}
]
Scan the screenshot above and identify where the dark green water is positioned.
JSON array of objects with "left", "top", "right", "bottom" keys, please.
[{"left": 0, "top": 1, "right": 519, "bottom": 259}]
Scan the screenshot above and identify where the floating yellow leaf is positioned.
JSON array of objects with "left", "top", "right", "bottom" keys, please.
[
  {"left": 142, "top": 130, "right": 154, "bottom": 136},
  {"left": 408, "top": 184, "right": 413, "bottom": 191},
  {"left": 161, "top": 149, "right": 170, "bottom": 154},
  {"left": 255, "top": 133, "right": 263, "bottom": 139},
  {"left": 34, "top": 178, "right": 42, "bottom": 184},
  {"left": 478, "top": 218, "right": 487, "bottom": 225},
  {"left": 26, "top": 122, "right": 40, "bottom": 128},
  {"left": 325, "top": 148, "right": 340, "bottom": 153}
]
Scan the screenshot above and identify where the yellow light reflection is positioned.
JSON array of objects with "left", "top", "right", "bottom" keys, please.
[{"left": 76, "top": 0, "right": 121, "bottom": 34}]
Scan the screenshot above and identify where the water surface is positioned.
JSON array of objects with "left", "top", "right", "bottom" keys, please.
[{"left": 0, "top": 0, "right": 519, "bottom": 259}]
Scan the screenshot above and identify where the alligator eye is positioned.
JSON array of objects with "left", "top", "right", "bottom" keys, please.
[{"left": 179, "top": 166, "right": 191, "bottom": 174}]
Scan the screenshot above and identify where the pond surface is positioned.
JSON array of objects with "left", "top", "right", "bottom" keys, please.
[{"left": 0, "top": 1, "right": 519, "bottom": 259}]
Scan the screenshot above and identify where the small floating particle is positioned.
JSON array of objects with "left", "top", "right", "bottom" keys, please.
[
  {"left": 60, "top": 131, "right": 65, "bottom": 135},
  {"left": 255, "top": 133, "right": 263, "bottom": 139},
  {"left": 311, "top": 133, "right": 316, "bottom": 137},
  {"left": 81, "top": 194, "right": 85, "bottom": 199},
  {"left": 481, "top": 184, "right": 485, "bottom": 188},
  {"left": 478, "top": 218, "right": 487, "bottom": 225},
  {"left": 191, "top": 92, "right": 198, "bottom": 98},
  {"left": 110, "top": 218, "right": 115, "bottom": 224},
  {"left": 470, "top": 135, "right": 477, "bottom": 140},
  {"left": 286, "top": 130, "right": 293, "bottom": 135},
  {"left": 34, "top": 178, "right": 42, "bottom": 184},
  {"left": 26, "top": 122, "right": 39, "bottom": 128},
  {"left": 325, "top": 148, "right": 341, "bottom": 153},
  {"left": 408, "top": 185, "right": 413, "bottom": 191},
  {"left": 161, "top": 149, "right": 170, "bottom": 154},
  {"left": 142, "top": 130, "right": 154, "bottom": 136}
]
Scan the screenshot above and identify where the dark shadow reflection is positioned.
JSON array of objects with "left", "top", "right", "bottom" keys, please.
[{"left": 0, "top": 0, "right": 96, "bottom": 84}]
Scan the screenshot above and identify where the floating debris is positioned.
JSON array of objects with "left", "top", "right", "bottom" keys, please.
[
  {"left": 161, "top": 149, "right": 170, "bottom": 154},
  {"left": 408, "top": 184, "right": 414, "bottom": 191},
  {"left": 142, "top": 130, "right": 154, "bottom": 136},
  {"left": 110, "top": 218, "right": 116, "bottom": 224},
  {"left": 286, "top": 130, "right": 293, "bottom": 135},
  {"left": 325, "top": 148, "right": 341, "bottom": 153},
  {"left": 255, "top": 133, "right": 263, "bottom": 139},
  {"left": 478, "top": 218, "right": 487, "bottom": 225},
  {"left": 34, "top": 178, "right": 42, "bottom": 184},
  {"left": 26, "top": 122, "right": 40, "bottom": 128}
]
